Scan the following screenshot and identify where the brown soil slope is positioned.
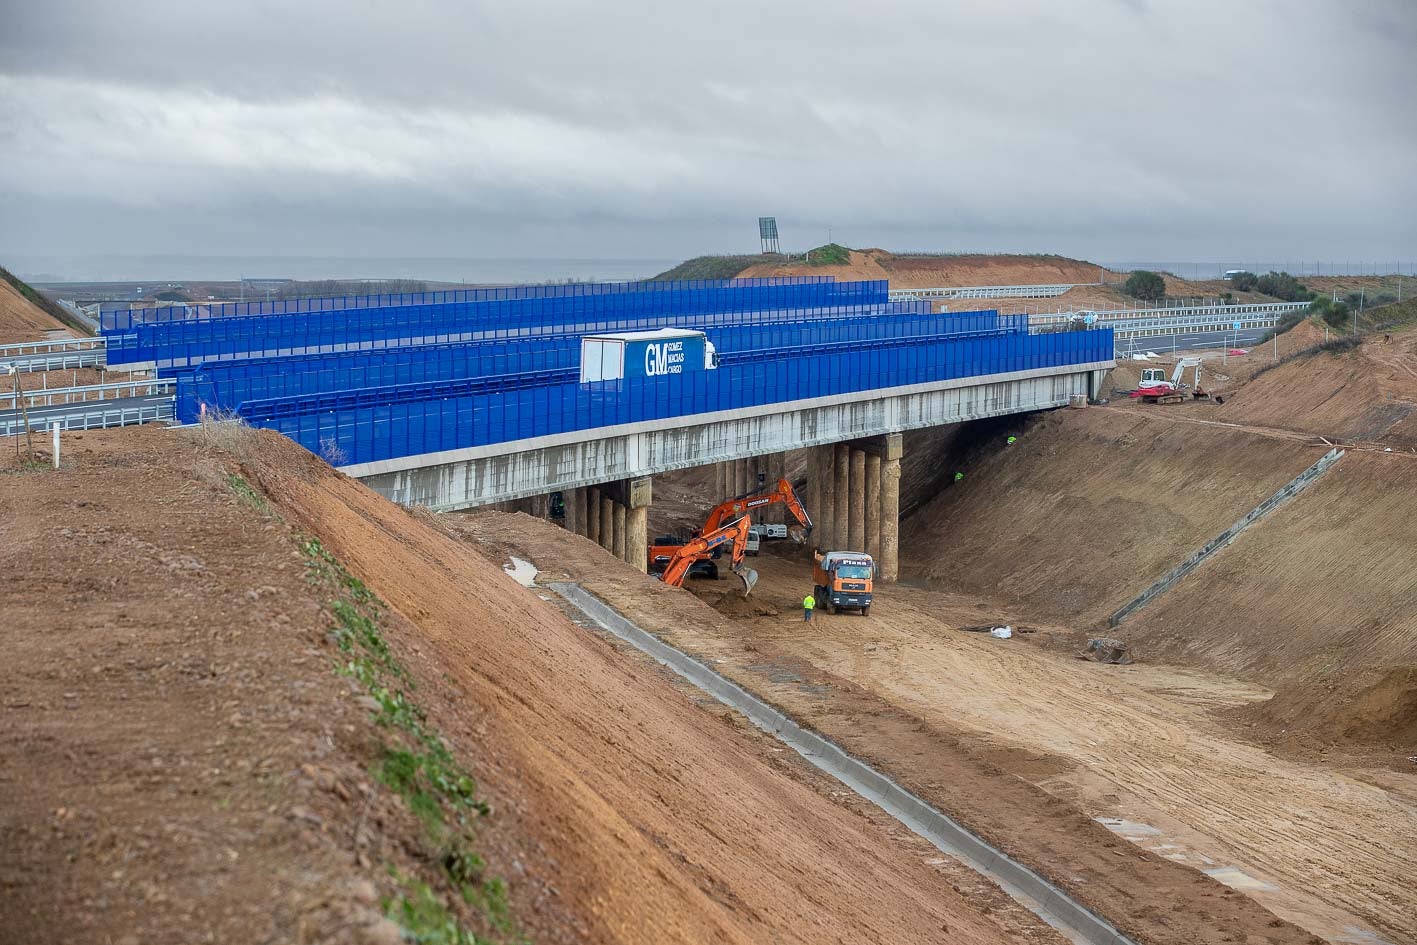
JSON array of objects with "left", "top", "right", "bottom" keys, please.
[
  {"left": 239, "top": 433, "right": 1041, "bottom": 945},
  {"left": 1124, "top": 449, "right": 1417, "bottom": 748},
  {"left": 902, "top": 408, "right": 1319, "bottom": 624},
  {"left": 736, "top": 250, "right": 1107, "bottom": 289},
  {"left": 0, "top": 275, "right": 68, "bottom": 343},
  {"left": 1, "top": 427, "right": 450, "bottom": 945},
  {"left": 1216, "top": 331, "right": 1417, "bottom": 445}
]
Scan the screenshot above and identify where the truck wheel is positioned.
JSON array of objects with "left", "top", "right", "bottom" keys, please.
[
  {"left": 861, "top": 605, "right": 870, "bottom": 617},
  {"left": 827, "top": 601, "right": 836, "bottom": 615}
]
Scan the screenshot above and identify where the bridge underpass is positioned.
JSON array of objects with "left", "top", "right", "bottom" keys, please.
[{"left": 344, "top": 360, "right": 1109, "bottom": 581}]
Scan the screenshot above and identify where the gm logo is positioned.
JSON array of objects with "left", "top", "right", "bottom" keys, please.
[{"left": 645, "top": 341, "right": 687, "bottom": 376}]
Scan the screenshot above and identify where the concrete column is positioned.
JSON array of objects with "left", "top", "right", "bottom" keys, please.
[
  {"left": 807, "top": 449, "right": 823, "bottom": 542},
  {"left": 599, "top": 495, "right": 615, "bottom": 551},
  {"left": 624, "top": 477, "right": 651, "bottom": 573},
  {"left": 880, "top": 433, "right": 902, "bottom": 583},
  {"left": 864, "top": 453, "right": 882, "bottom": 560},
  {"left": 716, "top": 462, "right": 729, "bottom": 499},
  {"left": 613, "top": 503, "right": 627, "bottom": 561},
  {"left": 818, "top": 445, "right": 836, "bottom": 552},
  {"left": 563, "top": 487, "right": 581, "bottom": 534},
  {"left": 530, "top": 493, "right": 550, "bottom": 520},
  {"left": 848, "top": 448, "right": 866, "bottom": 551},
  {"left": 737, "top": 458, "right": 751, "bottom": 496},
  {"left": 833, "top": 443, "right": 850, "bottom": 551},
  {"left": 587, "top": 487, "right": 602, "bottom": 544}
]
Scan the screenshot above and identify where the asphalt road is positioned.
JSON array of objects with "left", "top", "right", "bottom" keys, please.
[{"left": 1114, "top": 325, "right": 1272, "bottom": 357}]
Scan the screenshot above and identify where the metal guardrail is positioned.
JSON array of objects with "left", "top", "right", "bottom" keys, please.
[
  {"left": 1, "top": 378, "right": 173, "bottom": 411},
  {"left": 1, "top": 398, "right": 174, "bottom": 437},
  {"left": 0, "top": 337, "right": 108, "bottom": 373},
  {"left": 1029, "top": 301, "right": 1305, "bottom": 325},
  {"left": 890, "top": 283, "right": 1087, "bottom": 301}
]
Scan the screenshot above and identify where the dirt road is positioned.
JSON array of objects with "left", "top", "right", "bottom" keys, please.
[
  {"left": 734, "top": 557, "right": 1417, "bottom": 944},
  {"left": 468, "top": 511, "right": 1338, "bottom": 945}
]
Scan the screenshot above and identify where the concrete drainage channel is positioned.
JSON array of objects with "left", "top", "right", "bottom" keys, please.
[{"left": 547, "top": 581, "right": 1138, "bottom": 945}]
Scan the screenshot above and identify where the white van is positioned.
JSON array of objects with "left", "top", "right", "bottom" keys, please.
[{"left": 745, "top": 526, "right": 763, "bottom": 556}]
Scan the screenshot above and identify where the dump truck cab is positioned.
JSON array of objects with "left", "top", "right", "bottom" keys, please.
[{"left": 812, "top": 551, "right": 875, "bottom": 616}]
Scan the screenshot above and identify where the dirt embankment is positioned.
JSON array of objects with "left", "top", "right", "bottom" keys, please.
[
  {"left": 237, "top": 431, "right": 1050, "bottom": 945},
  {"left": 900, "top": 407, "right": 1319, "bottom": 624},
  {"left": 1, "top": 427, "right": 433, "bottom": 945},
  {"left": 734, "top": 250, "right": 1109, "bottom": 289},
  {"left": 1216, "top": 329, "right": 1417, "bottom": 445},
  {"left": 0, "top": 275, "right": 70, "bottom": 344},
  {"left": 4, "top": 425, "right": 1050, "bottom": 945},
  {"left": 1123, "top": 449, "right": 1417, "bottom": 749}
]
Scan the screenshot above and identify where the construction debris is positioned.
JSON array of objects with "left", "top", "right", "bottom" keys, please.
[{"left": 1078, "top": 638, "right": 1133, "bottom": 664}]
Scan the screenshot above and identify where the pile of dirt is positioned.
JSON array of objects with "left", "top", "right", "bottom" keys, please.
[{"left": 900, "top": 408, "right": 1319, "bottom": 624}]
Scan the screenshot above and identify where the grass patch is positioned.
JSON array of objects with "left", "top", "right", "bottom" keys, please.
[
  {"left": 300, "top": 537, "right": 517, "bottom": 944},
  {"left": 804, "top": 242, "right": 850, "bottom": 266},
  {"left": 1249, "top": 334, "right": 1366, "bottom": 382},
  {"left": 651, "top": 254, "right": 772, "bottom": 280},
  {"left": 225, "top": 473, "right": 268, "bottom": 512}
]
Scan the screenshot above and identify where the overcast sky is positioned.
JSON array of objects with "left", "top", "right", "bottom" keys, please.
[{"left": 2, "top": 0, "right": 1414, "bottom": 275}]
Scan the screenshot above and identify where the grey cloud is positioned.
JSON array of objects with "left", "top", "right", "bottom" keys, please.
[{"left": 1, "top": 0, "right": 1413, "bottom": 270}]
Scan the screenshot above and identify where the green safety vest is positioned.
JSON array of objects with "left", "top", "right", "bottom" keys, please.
[{"left": 803, "top": 596, "right": 816, "bottom": 610}]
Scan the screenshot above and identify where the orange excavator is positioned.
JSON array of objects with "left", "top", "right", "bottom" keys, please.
[
  {"left": 650, "top": 478, "right": 813, "bottom": 575},
  {"left": 658, "top": 515, "right": 759, "bottom": 596}
]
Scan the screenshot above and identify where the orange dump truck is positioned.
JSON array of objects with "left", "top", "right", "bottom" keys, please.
[{"left": 812, "top": 551, "right": 875, "bottom": 616}]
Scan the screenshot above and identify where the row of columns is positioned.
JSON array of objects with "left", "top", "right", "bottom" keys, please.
[
  {"left": 807, "top": 434, "right": 900, "bottom": 582},
  {"left": 560, "top": 477, "right": 652, "bottom": 572}
]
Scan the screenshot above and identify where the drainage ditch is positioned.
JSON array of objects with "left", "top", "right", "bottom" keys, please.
[{"left": 547, "top": 581, "right": 1138, "bottom": 945}]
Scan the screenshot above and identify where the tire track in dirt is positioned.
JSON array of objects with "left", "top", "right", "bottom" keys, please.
[{"left": 746, "top": 565, "right": 1416, "bottom": 944}]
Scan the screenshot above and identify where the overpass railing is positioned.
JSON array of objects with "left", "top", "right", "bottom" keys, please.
[
  {"left": 890, "top": 283, "right": 1087, "bottom": 301},
  {"left": 105, "top": 280, "right": 894, "bottom": 368},
  {"left": 175, "top": 309, "right": 1027, "bottom": 422},
  {"left": 239, "top": 328, "right": 1112, "bottom": 467},
  {"left": 99, "top": 275, "right": 838, "bottom": 330}
]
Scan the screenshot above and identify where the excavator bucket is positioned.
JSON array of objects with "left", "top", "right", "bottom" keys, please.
[
  {"left": 787, "top": 525, "right": 808, "bottom": 544},
  {"left": 737, "top": 567, "right": 759, "bottom": 597}
]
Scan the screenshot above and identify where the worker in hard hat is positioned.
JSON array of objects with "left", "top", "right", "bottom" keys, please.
[
  {"left": 802, "top": 592, "right": 816, "bottom": 623},
  {"left": 954, "top": 471, "right": 964, "bottom": 483},
  {"left": 1007, "top": 435, "right": 1017, "bottom": 446}
]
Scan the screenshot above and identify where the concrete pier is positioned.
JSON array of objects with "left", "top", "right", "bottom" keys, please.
[
  {"left": 880, "top": 433, "right": 902, "bottom": 583},
  {"left": 833, "top": 444, "right": 850, "bottom": 551},
  {"left": 818, "top": 445, "right": 836, "bottom": 551},
  {"left": 612, "top": 504, "right": 627, "bottom": 560},
  {"left": 624, "top": 477, "right": 651, "bottom": 573},
  {"left": 599, "top": 494, "right": 614, "bottom": 551},
  {"left": 864, "top": 453, "right": 882, "bottom": 560},
  {"left": 848, "top": 448, "right": 866, "bottom": 551},
  {"left": 587, "top": 487, "right": 602, "bottom": 544}
]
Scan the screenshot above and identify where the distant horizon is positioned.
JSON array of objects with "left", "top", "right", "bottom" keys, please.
[{"left": 7, "top": 250, "right": 1414, "bottom": 287}]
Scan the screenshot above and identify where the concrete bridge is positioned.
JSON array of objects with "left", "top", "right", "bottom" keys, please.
[{"left": 344, "top": 358, "right": 1110, "bottom": 581}]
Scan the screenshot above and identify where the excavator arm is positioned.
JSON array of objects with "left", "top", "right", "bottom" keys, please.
[
  {"left": 659, "top": 515, "right": 758, "bottom": 596},
  {"left": 702, "top": 478, "right": 813, "bottom": 541}
]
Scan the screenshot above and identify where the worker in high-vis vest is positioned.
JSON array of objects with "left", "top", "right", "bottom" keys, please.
[
  {"left": 1007, "top": 435, "right": 1017, "bottom": 446},
  {"left": 802, "top": 593, "right": 816, "bottom": 623}
]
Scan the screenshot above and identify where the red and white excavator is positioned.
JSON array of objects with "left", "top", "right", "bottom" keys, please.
[
  {"left": 649, "top": 478, "right": 812, "bottom": 579},
  {"left": 658, "top": 515, "right": 758, "bottom": 596},
  {"left": 1130, "top": 357, "right": 1211, "bottom": 405}
]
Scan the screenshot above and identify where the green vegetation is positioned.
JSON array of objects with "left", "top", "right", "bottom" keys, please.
[
  {"left": 1122, "top": 270, "right": 1166, "bottom": 301},
  {"left": 804, "top": 242, "right": 851, "bottom": 266},
  {"left": 0, "top": 264, "right": 95, "bottom": 336},
  {"left": 1255, "top": 271, "right": 1315, "bottom": 302},
  {"left": 1229, "top": 271, "right": 1258, "bottom": 292},
  {"left": 1310, "top": 296, "right": 1353, "bottom": 332},
  {"left": 300, "top": 537, "right": 518, "bottom": 944},
  {"left": 224, "top": 473, "right": 268, "bottom": 511},
  {"left": 651, "top": 255, "right": 773, "bottom": 281}
]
